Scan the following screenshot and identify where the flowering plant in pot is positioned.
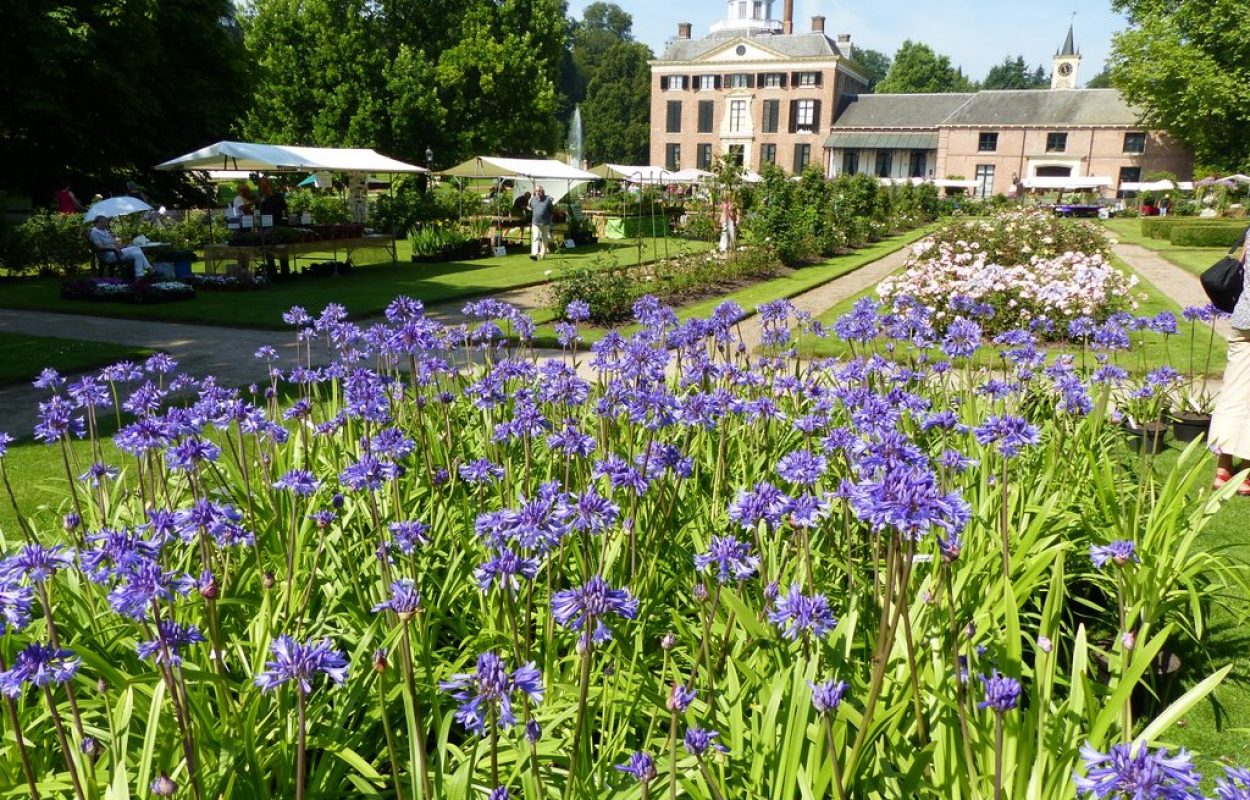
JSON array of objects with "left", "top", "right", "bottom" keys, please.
[
  {"left": 1119, "top": 367, "right": 1182, "bottom": 452},
  {"left": 1167, "top": 304, "right": 1224, "bottom": 440}
]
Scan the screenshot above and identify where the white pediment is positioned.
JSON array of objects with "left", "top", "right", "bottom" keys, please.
[{"left": 697, "top": 38, "right": 785, "bottom": 63}]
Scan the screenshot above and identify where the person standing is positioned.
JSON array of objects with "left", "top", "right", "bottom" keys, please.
[
  {"left": 719, "top": 193, "right": 738, "bottom": 253},
  {"left": 529, "top": 185, "right": 555, "bottom": 260},
  {"left": 1211, "top": 227, "right": 1250, "bottom": 495},
  {"left": 55, "top": 185, "right": 85, "bottom": 214},
  {"left": 88, "top": 215, "right": 153, "bottom": 277}
]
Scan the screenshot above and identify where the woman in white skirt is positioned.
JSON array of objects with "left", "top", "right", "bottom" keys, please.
[{"left": 1211, "top": 228, "right": 1250, "bottom": 495}]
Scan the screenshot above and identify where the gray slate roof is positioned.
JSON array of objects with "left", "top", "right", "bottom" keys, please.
[
  {"left": 832, "top": 89, "right": 1144, "bottom": 132},
  {"left": 832, "top": 93, "right": 975, "bottom": 129},
  {"left": 942, "top": 89, "right": 1141, "bottom": 126},
  {"left": 660, "top": 31, "right": 843, "bottom": 62}
]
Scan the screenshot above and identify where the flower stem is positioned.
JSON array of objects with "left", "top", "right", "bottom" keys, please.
[
  {"left": 296, "top": 692, "right": 307, "bottom": 800},
  {"left": 565, "top": 641, "right": 594, "bottom": 799},
  {"left": 43, "top": 686, "right": 85, "bottom": 800}
]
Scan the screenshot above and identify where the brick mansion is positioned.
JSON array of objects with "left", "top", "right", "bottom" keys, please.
[{"left": 647, "top": 1, "right": 1193, "bottom": 196}]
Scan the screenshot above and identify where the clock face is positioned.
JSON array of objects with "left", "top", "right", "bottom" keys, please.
[{"left": 1058, "top": 63, "right": 1073, "bottom": 76}]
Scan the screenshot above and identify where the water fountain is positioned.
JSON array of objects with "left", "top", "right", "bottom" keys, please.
[{"left": 567, "top": 105, "right": 584, "bottom": 169}]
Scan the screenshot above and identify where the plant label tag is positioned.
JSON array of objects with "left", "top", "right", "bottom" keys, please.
[
  {"left": 261, "top": 215, "right": 274, "bottom": 228},
  {"left": 241, "top": 216, "right": 253, "bottom": 229},
  {"left": 564, "top": 239, "right": 576, "bottom": 249},
  {"left": 494, "top": 246, "right": 508, "bottom": 257}
]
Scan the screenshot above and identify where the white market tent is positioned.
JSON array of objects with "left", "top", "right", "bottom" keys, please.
[
  {"left": 1120, "top": 179, "right": 1194, "bottom": 192},
  {"left": 667, "top": 168, "right": 714, "bottom": 183},
  {"left": 589, "top": 164, "right": 673, "bottom": 184},
  {"left": 1022, "top": 176, "right": 1112, "bottom": 191},
  {"left": 439, "top": 157, "right": 597, "bottom": 204},
  {"left": 156, "top": 140, "right": 428, "bottom": 174},
  {"left": 934, "top": 178, "right": 979, "bottom": 189}
]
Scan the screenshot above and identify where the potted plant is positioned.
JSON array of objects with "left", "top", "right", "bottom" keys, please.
[
  {"left": 1120, "top": 377, "right": 1173, "bottom": 455},
  {"left": 1168, "top": 306, "right": 1221, "bottom": 441}
]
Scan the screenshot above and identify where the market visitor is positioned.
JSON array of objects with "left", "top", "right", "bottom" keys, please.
[
  {"left": 529, "top": 185, "right": 555, "bottom": 261},
  {"left": 258, "top": 176, "right": 288, "bottom": 224},
  {"left": 719, "top": 193, "right": 739, "bottom": 252},
  {"left": 87, "top": 215, "right": 152, "bottom": 278},
  {"left": 1211, "top": 227, "right": 1250, "bottom": 496},
  {"left": 230, "top": 182, "right": 255, "bottom": 217},
  {"left": 55, "top": 185, "right": 85, "bottom": 214}
]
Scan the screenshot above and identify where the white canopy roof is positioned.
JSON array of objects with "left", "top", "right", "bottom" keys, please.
[
  {"left": 934, "top": 178, "right": 979, "bottom": 189},
  {"left": 1022, "top": 176, "right": 1112, "bottom": 190},
  {"left": 157, "top": 140, "right": 427, "bottom": 173},
  {"left": 589, "top": 164, "right": 672, "bottom": 183},
  {"left": 667, "top": 168, "right": 714, "bottom": 183},
  {"left": 1120, "top": 180, "right": 1193, "bottom": 192},
  {"left": 439, "top": 156, "right": 597, "bottom": 205}
]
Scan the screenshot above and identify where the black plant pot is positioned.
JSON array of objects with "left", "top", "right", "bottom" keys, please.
[
  {"left": 1125, "top": 421, "right": 1168, "bottom": 455},
  {"left": 1170, "top": 413, "right": 1211, "bottom": 443}
]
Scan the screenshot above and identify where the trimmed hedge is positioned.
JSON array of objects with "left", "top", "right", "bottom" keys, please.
[
  {"left": 1140, "top": 216, "right": 1239, "bottom": 239},
  {"left": 1169, "top": 224, "right": 1249, "bottom": 248}
]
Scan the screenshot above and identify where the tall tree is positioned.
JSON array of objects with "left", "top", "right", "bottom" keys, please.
[
  {"left": 1084, "top": 67, "right": 1114, "bottom": 89},
  {"left": 0, "top": 0, "right": 249, "bottom": 203},
  {"left": 852, "top": 48, "right": 891, "bottom": 91},
  {"left": 982, "top": 55, "right": 1049, "bottom": 90},
  {"left": 875, "top": 41, "right": 975, "bottom": 94},
  {"left": 582, "top": 41, "right": 652, "bottom": 164},
  {"left": 1108, "top": 0, "right": 1250, "bottom": 170}
]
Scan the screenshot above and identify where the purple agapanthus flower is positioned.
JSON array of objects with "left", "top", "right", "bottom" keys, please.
[
  {"left": 273, "top": 469, "right": 320, "bottom": 495},
  {"left": 0, "top": 642, "right": 80, "bottom": 696},
  {"left": 973, "top": 414, "right": 1041, "bottom": 458},
  {"left": 551, "top": 575, "right": 638, "bottom": 645},
  {"left": 668, "top": 683, "right": 697, "bottom": 712},
  {"left": 776, "top": 450, "right": 827, "bottom": 486},
  {"left": 1090, "top": 540, "right": 1138, "bottom": 569},
  {"left": 459, "top": 459, "right": 505, "bottom": 485},
  {"left": 615, "top": 751, "right": 657, "bottom": 782},
  {"left": 769, "top": 584, "right": 837, "bottom": 641},
  {"left": 977, "top": 670, "right": 1021, "bottom": 713},
  {"left": 1215, "top": 766, "right": 1250, "bottom": 800},
  {"left": 2, "top": 544, "right": 75, "bottom": 583},
  {"left": 254, "top": 635, "right": 348, "bottom": 694},
  {"left": 388, "top": 521, "right": 430, "bottom": 554},
  {"left": 475, "top": 548, "right": 541, "bottom": 593},
  {"left": 106, "top": 560, "right": 194, "bottom": 621},
  {"left": 683, "top": 726, "right": 727, "bottom": 757},
  {"left": 727, "top": 482, "right": 791, "bottom": 530},
  {"left": 439, "top": 651, "right": 544, "bottom": 734},
  {"left": 693, "top": 535, "right": 759, "bottom": 584},
  {"left": 136, "top": 620, "right": 206, "bottom": 666},
  {"left": 372, "top": 578, "right": 422, "bottom": 619},
  {"left": 809, "top": 679, "right": 849, "bottom": 714},
  {"left": 1073, "top": 742, "right": 1203, "bottom": 800},
  {"left": 566, "top": 300, "right": 591, "bottom": 322}
]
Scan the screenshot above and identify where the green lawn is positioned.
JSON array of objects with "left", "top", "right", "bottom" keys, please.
[
  {"left": 529, "top": 225, "right": 937, "bottom": 348},
  {"left": 0, "top": 237, "right": 711, "bottom": 330},
  {"left": 1104, "top": 218, "right": 1229, "bottom": 277},
  {"left": 0, "top": 332, "right": 151, "bottom": 386},
  {"left": 796, "top": 252, "right": 1227, "bottom": 375}
]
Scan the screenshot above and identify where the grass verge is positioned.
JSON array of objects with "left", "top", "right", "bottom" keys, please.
[
  {"left": 0, "top": 332, "right": 151, "bottom": 386},
  {"left": 1104, "top": 218, "right": 1230, "bottom": 277}
]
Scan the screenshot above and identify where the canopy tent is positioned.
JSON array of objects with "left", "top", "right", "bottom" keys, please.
[
  {"left": 438, "top": 156, "right": 597, "bottom": 204},
  {"left": 156, "top": 141, "right": 428, "bottom": 174},
  {"left": 740, "top": 170, "right": 764, "bottom": 184},
  {"left": 934, "top": 178, "right": 979, "bottom": 189},
  {"left": 589, "top": 164, "right": 673, "bottom": 184},
  {"left": 1119, "top": 180, "right": 1194, "bottom": 192},
  {"left": 667, "top": 168, "right": 714, "bottom": 184},
  {"left": 1021, "top": 176, "right": 1112, "bottom": 191}
]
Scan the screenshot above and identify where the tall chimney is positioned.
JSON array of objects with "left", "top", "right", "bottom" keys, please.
[
  {"left": 811, "top": 15, "right": 825, "bottom": 33},
  {"left": 836, "top": 33, "right": 852, "bottom": 53},
  {"left": 783, "top": 0, "right": 793, "bottom": 34},
  {"left": 677, "top": 22, "right": 692, "bottom": 39}
]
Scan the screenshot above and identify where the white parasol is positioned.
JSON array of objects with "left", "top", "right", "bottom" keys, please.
[{"left": 84, "top": 196, "right": 154, "bottom": 222}]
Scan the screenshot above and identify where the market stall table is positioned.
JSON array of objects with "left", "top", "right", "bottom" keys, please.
[{"left": 203, "top": 234, "right": 396, "bottom": 274}]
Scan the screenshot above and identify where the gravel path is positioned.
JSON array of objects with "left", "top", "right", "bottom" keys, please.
[
  {"left": 733, "top": 246, "right": 914, "bottom": 351},
  {"left": 1111, "top": 242, "right": 1231, "bottom": 338}
]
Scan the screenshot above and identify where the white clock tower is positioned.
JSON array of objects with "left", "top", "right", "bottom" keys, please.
[{"left": 1051, "top": 22, "right": 1081, "bottom": 90}]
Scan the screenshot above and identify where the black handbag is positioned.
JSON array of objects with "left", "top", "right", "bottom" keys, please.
[{"left": 1201, "top": 231, "right": 1248, "bottom": 313}]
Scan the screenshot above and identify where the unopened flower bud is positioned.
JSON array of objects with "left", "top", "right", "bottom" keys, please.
[
  {"left": 262, "top": 571, "right": 275, "bottom": 590},
  {"left": 97, "top": 678, "right": 108, "bottom": 694},
  {"left": 1121, "top": 630, "right": 1136, "bottom": 651},
  {"left": 151, "top": 774, "right": 177, "bottom": 797},
  {"left": 693, "top": 583, "right": 709, "bottom": 602},
  {"left": 81, "top": 736, "right": 100, "bottom": 757},
  {"left": 963, "top": 622, "right": 976, "bottom": 640},
  {"left": 1038, "top": 635, "right": 1053, "bottom": 654},
  {"left": 63, "top": 512, "right": 81, "bottom": 531},
  {"left": 198, "top": 570, "right": 219, "bottom": 600},
  {"left": 373, "top": 648, "right": 388, "bottom": 673},
  {"left": 525, "top": 719, "right": 542, "bottom": 743},
  {"left": 660, "top": 632, "right": 676, "bottom": 650}
]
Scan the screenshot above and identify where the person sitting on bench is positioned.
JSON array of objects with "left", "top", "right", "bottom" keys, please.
[{"left": 88, "top": 215, "right": 152, "bottom": 277}]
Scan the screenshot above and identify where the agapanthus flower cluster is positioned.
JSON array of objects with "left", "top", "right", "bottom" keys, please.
[
  {"left": 439, "top": 651, "right": 544, "bottom": 734},
  {"left": 1073, "top": 743, "right": 1202, "bottom": 800},
  {"left": 551, "top": 575, "right": 639, "bottom": 645},
  {"left": 254, "top": 635, "right": 349, "bottom": 694}
]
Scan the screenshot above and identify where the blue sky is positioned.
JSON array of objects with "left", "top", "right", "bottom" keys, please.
[{"left": 569, "top": 0, "right": 1128, "bottom": 85}]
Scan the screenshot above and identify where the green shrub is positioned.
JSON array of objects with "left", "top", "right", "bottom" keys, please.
[
  {"left": 1140, "top": 216, "right": 1233, "bottom": 239},
  {"left": 308, "top": 194, "right": 351, "bottom": 224},
  {"left": 13, "top": 211, "right": 91, "bottom": 275},
  {"left": 548, "top": 255, "right": 637, "bottom": 323},
  {"left": 1169, "top": 223, "right": 1249, "bottom": 248}
]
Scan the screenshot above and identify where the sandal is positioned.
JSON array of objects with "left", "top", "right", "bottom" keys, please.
[
  {"left": 1214, "top": 468, "right": 1234, "bottom": 489},
  {"left": 1240, "top": 480, "right": 1250, "bottom": 498}
]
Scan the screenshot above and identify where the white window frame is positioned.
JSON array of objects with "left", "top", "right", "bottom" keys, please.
[
  {"left": 975, "top": 164, "right": 995, "bottom": 199},
  {"left": 797, "top": 71, "right": 819, "bottom": 87},
  {"left": 729, "top": 100, "right": 747, "bottom": 132},
  {"left": 761, "top": 73, "right": 783, "bottom": 88},
  {"left": 667, "top": 75, "right": 686, "bottom": 91},
  {"left": 796, "top": 99, "right": 815, "bottom": 130},
  {"left": 727, "top": 74, "right": 749, "bottom": 89},
  {"left": 699, "top": 75, "right": 716, "bottom": 91}
]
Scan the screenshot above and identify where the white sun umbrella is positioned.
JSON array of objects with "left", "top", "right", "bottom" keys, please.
[{"left": 84, "top": 196, "right": 153, "bottom": 222}]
